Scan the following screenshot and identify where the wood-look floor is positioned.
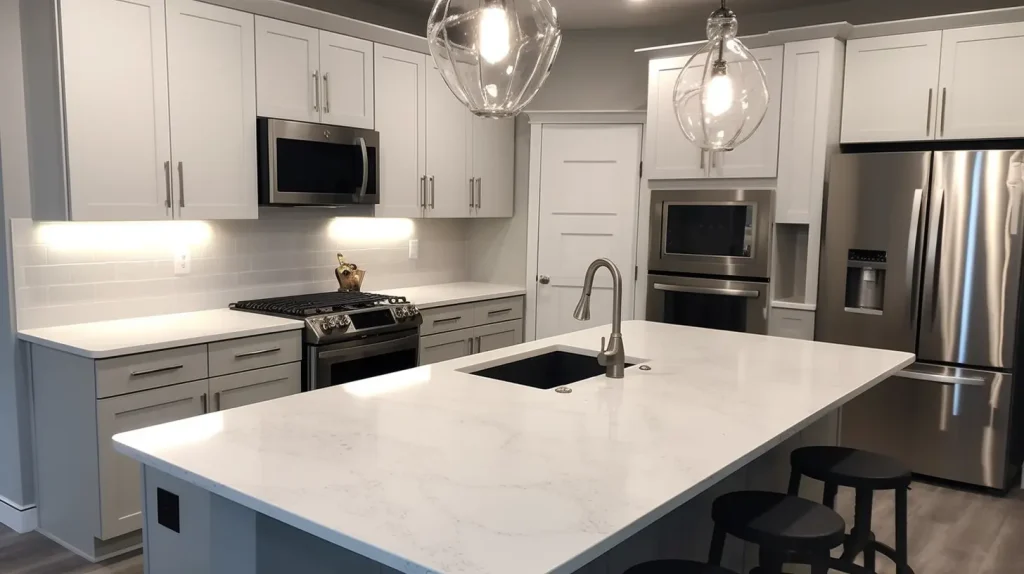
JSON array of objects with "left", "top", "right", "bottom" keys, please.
[{"left": 1, "top": 481, "right": 1022, "bottom": 573}]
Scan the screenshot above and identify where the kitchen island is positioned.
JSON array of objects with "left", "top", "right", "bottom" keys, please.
[{"left": 113, "top": 321, "right": 913, "bottom": 574}]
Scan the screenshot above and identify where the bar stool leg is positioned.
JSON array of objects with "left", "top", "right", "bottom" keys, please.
[
  {"left": 757, "top": 548, "right": 785, "bottom": 574},
  {"left": 822, "top": 482, "right": 838, "bottom": 509},
  {"left": 787, "top": 467, "right": 802, "bottom": 496},
  {"left": 708, "top": 525, "right": 726, "bottom": 566},
  {"left": 841, "top": 488, "right": 875, "bottom": 569},
  {"left": 896, "top": 484, "right": 909, "bottom": 574}
]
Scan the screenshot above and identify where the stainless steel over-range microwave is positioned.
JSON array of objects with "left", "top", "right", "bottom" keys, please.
[{"left": 258, "top": 117, "right": 380, "bottom": 207}]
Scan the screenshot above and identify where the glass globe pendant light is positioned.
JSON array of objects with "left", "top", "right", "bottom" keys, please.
[
  {"left": 427, "top": 0, "right": 562, "bottom": 118},
  {"left": 673, "top": 0, "right": 769, "bottom": 151}
]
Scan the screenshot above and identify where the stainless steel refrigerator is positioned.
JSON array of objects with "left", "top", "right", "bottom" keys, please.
[{"left": 818, "top": 149, "right": 1024, "bottom": 490}]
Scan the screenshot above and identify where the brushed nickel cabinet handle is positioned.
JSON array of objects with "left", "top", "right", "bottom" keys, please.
[
  {"left": 476, "top": 177, "right": 482, "bottom": 209},
  {"left": 313, "top": 71, "right": 320, "bottom": 112},
  {"left": 699, "top": 150, "right": 705, "bottom": 169},
  {"left": 925, "top": 88, "right": 933, "bottom": 136},
  {"left": 130, "top": 364, "right": 184, "bottom": 377},
  {"left": 487, "top": 308, "right": 512, "bottom": 316},
  {"left": 433, "top": 316, "right": 462, "bottom": 325},
  {"left": 177, "top": 161, "right": 185, "bottom": 208},
  {"left": 213, "top": 391, "right": 221, "bottom": 411},
  {"left": 429, "top": 176, "right": 435, "bottom": 209},
  {"left": 163, "top": 161, "right": 172, "bottom": 209},
  {"left": 420, "top": 175, "right": 427, "bottom": 208},
  {"left": 234, "top": 347, "right": 281, "bottom": 358},
  {"left": 200, "top": 393, "right": 208, "bottom": 414},
  {"left": 469, "top": 177, "right": 475, "bottom": 208},
  {"left": 940, "top": 87, "right": 947, "bottom": 137},
  {"left": 323, "top": 73, "right": 330, "bottom": 114}
]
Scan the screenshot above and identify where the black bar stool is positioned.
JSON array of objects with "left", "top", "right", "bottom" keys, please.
[
  {"left": 624, "top": 559, "right": 739, "bottom": 573},
  {"left": 708, "top": 490, "right": 873, "bottom": 574},
  {"left": 788, "top": 446, "right": 913, "bottom": 574}
]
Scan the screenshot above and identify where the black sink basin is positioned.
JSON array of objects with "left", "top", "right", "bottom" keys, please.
[{"left": 469, "top": 350, "right": 635, "bottom": 390}]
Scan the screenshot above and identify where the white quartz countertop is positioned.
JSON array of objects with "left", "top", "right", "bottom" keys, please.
[
  {"left": 18, "top": 309, "right": 303, "bottom": 359},
  {"left": 114, "top": 321, "right": 913, "bottom": 574},
  {"left": 384, "top": 282, "right": 525, "bottom": 309}
]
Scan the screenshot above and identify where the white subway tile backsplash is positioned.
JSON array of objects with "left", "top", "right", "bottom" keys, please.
[{"left": 12, "top": 217, "right": 470, "bottom": 329}]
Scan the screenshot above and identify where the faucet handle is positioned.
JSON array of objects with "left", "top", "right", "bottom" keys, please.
[{"left": 600, "top": 337, "right": 607, "bottom": 352}]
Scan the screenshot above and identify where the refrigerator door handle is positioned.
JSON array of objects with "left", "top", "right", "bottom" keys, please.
[
  {"left": 927, "top": 187, "right": 946, "bottom": 322},
  {"left": 898, "top": 368, "right": 987, "bottom": 387},
  {"left": 906, "top": 187, "right": 924, "bottom": 325}
]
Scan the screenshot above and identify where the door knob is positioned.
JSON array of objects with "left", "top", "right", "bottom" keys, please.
[{"left": 538, "top": 275, "right": 550, "bottom": 284}]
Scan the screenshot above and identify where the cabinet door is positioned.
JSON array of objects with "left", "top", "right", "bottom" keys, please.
[
  {"left": 255, "top": 16, "right": 319, "bottom": 123},
  {"left": 419, "top": 330, "right": 473, "bottom": 366},
  {"left": 841, "top": 32, "right": 941, "bottom": 143},
  {"left": 938, "top": 22, "right": 1024, "bottom": 140},
  {"left": 167, "top": 0, "right": 257, "bottom": 220},
  {"left": 96, "top": 379, "right": 207, "bottom": 539},
  {"left": 319, "top": 32, "right": 374, "bottom": 129},
  {"left": 472, "top": 117, "right": 515, "bottom": 218},
  {"left": 210, "top": 362, "right": 300, "bottom": 411},
  {"left": 474, "top": 320, "right": 523, "bottom": 354},
  {"left": 426, "top": 65, "right": 472, "bottom": 218},
  {"left": 374, "top": 45, "right": 427, "bottom": 219},
  {"left": 769, "top": 308, "right": 815, "bottom": 341},
  {"left": 645, "top": 55, "right": 707, "bottom": 180},
  {"left": 59, "top": 0, "right": 173, "bottom": 221},
  {"left": 711, "top": 46, "right": 783, "bottom": 179}
]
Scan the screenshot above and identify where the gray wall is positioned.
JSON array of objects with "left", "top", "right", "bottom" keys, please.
[
  {"left": 0, "top": 0, "right": 34, "bottom": 509},
  {"left": 282, "top": 0, "right": 426, "bottom": 35}
]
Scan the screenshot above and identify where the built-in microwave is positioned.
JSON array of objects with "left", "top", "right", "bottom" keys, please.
[
  {"left": 648, "top": 188, "right": 774, "bottom": 278},
  {"left": 258, "top": 117, "right": 380, "bottom": 207}
]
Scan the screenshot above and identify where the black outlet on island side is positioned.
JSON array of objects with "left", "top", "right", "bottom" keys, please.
[{"left": 157, "top": 488, "right": 180, "bottom": 533}]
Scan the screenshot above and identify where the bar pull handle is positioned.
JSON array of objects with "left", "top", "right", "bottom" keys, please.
[
  {"left": 213, "top": 391, "right": 221, "bottom": 412},
  {"left": 470, "top": 177, "right": 476, "bottom": 208},
  {"left": 653, "top": 283, "right": 759, "bottom": 298},
  {"left": 925, "top": 88, "right": 933, "bottom": 136},
  {"left": 178, "top": 161, "right": 185, "bottom": 208},
  {"left": 357, "top": 137, "right": 369, "bottom": 199},
  {"left": 429, "top": 176, "right": 435, "bottom": 209},
  {"left": 940, "top": 87, "right": 947, "bottom": 137},
  {"left": 234, "top": 347, "right": 281, "bottom": 358},
  {"left": 699, "top": 150, "right": 705, "bottom": 170},
  {"left": 323, "top": 72, "right": 330, "bottom": 114},
  {"left": 130, "top": 365, "right": 184, "bottom": 378},
  {"left": 475, "top": 177, "right": 482, "bottom": 209},
  {"left": 487, "top": 308, "right": 513, "bottom": 316},
  {"left": 163, "top": 161, "right": 172, "bottom": 209},
  {"left": 313, "top": 71, "right": 320, "bottom": 112},
  {"left": 899, "top": 369, "right": 986, "bottom": 387},
  {"left": 200, "top": 393, "right": 208, "bottom": 414},
  {"left": 433, "top": 316, "right": 462, "bottom": 325},
  {"left": 468, "top": 336, "right": 475, "bottom": 354},
  {"left": 420, "top": 175, "right": 427, "bottom": 208},
  {"left": 929, "top": 188, "right": 946, "bottom": 322},
  {"left": 906, "top": 187, "right": 923, "bottom": 325}
]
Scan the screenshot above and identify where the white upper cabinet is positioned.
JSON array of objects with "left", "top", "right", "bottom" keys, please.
[
  {"left": 708, "top": 45, "right": 784, "bottom": 179},
  {"left": 777, "top": 39, "right": 844, "bottom": 225},
  {"left": 59, "top": 0, "right": 174, "bottom": 221},
  {"left": 425, "top": 65, "right": 472, "bottom": 218},
  {"left": 841, "top": 32, "right": 942, "bottom": 143},
  {"left": 167, "top": 0, "right": 257, "bottom": 220},
  {"left": 374, "top": 45, "right": 427, "bottom": 219},
  {"left": 255, "top": 17, "right": 319, "bottom": 123},
  {"left": 255, "top": 17, "right": 374, "bottom": 129},
  {"left": 646, "top": 46, "right": 782, "bottom": 180},
  {"left": 319, "top": 32, "right": 375, "bottom": 130},
  {"left": 471, "top": 117, "right": 515, "bottom": 218},
  {"left": 645, "top": 55, "right": 707, "bottom": 180},
  {"left": 937, "top": 22, "right": 1024, "bottom": 140}
]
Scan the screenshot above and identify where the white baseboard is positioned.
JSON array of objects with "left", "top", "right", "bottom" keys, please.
[
  {"left": 0, "top": 496, "right": 38, "bottom": 533},
  {"left": 37, "top": 528, "right": 142, "bottom": 563}
]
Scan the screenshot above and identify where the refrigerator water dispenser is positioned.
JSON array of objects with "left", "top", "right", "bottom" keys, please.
[{"left": 845, "top": 250, "right": 886, "bottom": 312}]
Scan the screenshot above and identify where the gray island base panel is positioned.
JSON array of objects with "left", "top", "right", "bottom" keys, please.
[{"left": 116, "top": 321, "right": 914, "bottom": 574}]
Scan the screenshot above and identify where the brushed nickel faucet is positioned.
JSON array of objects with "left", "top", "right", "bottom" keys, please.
[{"left": 573, "top": 258, "right": 625, "bottom": 378}]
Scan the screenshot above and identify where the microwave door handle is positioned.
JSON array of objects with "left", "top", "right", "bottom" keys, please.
[{"left": 357, "top": 137, "right": 369, "bottom": 199}]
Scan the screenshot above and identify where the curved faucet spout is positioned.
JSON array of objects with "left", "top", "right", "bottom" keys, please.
[{"left": 573, "top": 258, "right": 625, "bottom": 378}]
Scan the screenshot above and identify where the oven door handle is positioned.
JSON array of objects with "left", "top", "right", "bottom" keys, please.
[
  {"left": 357, "top": 137, "right": 369, "bottom": 199},
  {"left": 653, "top": 283, "right": 760, "bottom": 298},
  {"left": 317, "top": 335, "right": 418, "bottom": 362}
]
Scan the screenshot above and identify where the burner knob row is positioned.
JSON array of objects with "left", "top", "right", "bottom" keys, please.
[{"left": 320, "top": 314, "right": 350, "bottom": 332}]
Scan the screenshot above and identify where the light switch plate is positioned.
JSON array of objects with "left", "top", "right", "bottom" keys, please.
[
  {"left": 174, "top": 247, "right": 191, "bottom": 275},
  {"left": 408, "top": 239, "right": 419, "bottom": 260}
]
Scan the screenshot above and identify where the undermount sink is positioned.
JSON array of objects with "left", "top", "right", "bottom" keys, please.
[{"left": 467, "top": 349, "right": 636, "bottom": 390}]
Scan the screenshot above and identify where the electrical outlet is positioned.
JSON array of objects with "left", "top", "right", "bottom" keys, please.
[
  {"left": 174, "top": 247, "right": 191, "bottom": 275},
  {"left": 408, "top": 239, "right": 419, "bottom": 260}
]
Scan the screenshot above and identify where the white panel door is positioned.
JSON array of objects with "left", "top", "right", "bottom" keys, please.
[
  {"left": 59, "top": 0, "right": 173, "bottom": 221},
  {"left": 710, "top": 45, "right": 783, "bottom": 179},
  {"left": 535, "top": 124, "right": 642, "bottom": 340},
  {"left": 319, "top": 31, "right": 374, "bottom": 129},
  {"left": 426, "top": 65, "right": 472, "bottom": 218},
  {"left": 472, "top": 117, "right": 515, "bottom": 218},
  {"left": 937, "top": 22, "right": 1024, "bottom": 140},
  {"left": 645, "top": 55, "right": 706, "bottom": 180},
  {"left": 255, "top": 16, "right": 319, "bottom": 123},
  {"left": 841, "top": 32, "right": 942, "bottom": 143},
  {"left": 374, "top": 45, "right": 427, "bottom": 218},
  {"left": 167, "top": 0, "right": 257, "bottom": 220}
]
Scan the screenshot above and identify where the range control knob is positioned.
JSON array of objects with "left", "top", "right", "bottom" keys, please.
[
  {"left": 407, "top": 305, "right": 419, "bottom": 316},
  {"left": 394, "top": 307, "right": 406, "bottom": 319},
  {"left": 337, "top": 315, "right": 351, "bottom": 327}
]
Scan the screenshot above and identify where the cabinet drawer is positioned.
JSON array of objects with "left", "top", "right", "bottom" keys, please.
[
  {"left": 475, "top": 297, "right": 523, "bottom": 326},
  {"left": 210, "top": 362, "right": 301, "bottom": 411},
  {"left": 419, "top": 303, "right": 477, "bottom": 336},
  {"left": 96, "top": 345, "right": 208, "bottom": 399},
  {"left": 208, "top": 331, "right": 302, "bottom": 377},
  {"left": 769, "top": 308, "right": 815, "bottom": 341}
]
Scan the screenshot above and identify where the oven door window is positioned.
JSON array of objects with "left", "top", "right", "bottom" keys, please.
[
  {"left": 664, "top": 203, "right": 754, "bottom": 258},
  {"left": 275, "top": 137, "right": 378, "bottom": 198},
  {"left": 325, "top": 347, "right": 418, "bottom": 386}
]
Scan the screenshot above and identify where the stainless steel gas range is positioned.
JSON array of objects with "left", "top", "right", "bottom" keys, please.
[{"left": 231, "top": 291, "right": 422, "bottom": 391}]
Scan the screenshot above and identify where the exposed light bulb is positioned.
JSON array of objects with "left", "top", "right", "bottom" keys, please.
[
  {"left": 479, "top": 6, "right": 511, "bottom": 64},
  {"left": 704, "top": 71, "right": 734, "bottom": 117}
]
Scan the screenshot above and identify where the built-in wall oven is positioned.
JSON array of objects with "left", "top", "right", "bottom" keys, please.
[
  {"left": 646, "top": 188, "right": 774, "bottom": 334},
  {"left": 258, "top": 117, "right": 380, "bottom": 207}
]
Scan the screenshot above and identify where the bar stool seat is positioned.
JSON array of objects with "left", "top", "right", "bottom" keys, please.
[
  {"left": 712, "top": 491, "right": 847, "bottom": 555},
  {"left": 623, "top": 559, "right": 739, "bottom": 574}
]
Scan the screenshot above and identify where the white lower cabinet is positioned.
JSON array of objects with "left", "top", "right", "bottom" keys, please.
[
  {"left": 420, "top": 330, "right": 475, "bottom": 365},
  {"left": 475, "top": 320, "right": 524, "bottom": 353},
  {"left": 418, "top": 297, "right": 526, "bottom": 366},
  {"left": 210, "top": 362, "right": 301, "bottom": 411},
  {"left": 768, "top": 308, "right": 815, "bottom": 341},
  {"left": 96, "top": 379, "right": 208, "bottom": 539}
]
